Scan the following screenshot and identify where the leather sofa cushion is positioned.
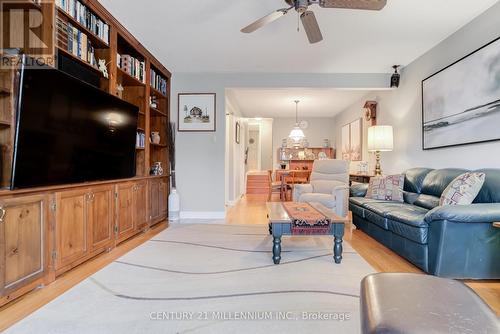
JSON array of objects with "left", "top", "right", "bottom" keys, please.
[
  {"left": 420, "top": 169, "right": 467, "bottom": 197},
  {"left": 404, "top": 168, "right": 433, "bottom": 193},
  {"left": 388, "top": 219, "right": 428, "bottom": 244},
  {"left": 363, "top": 202, "right": 423, "bottom": 218},
  {"left": 350, "top": 203, "right": 365, "bottom": 218},
  {"left": 350, "top": 197, "right": 388, "bottom": 207},
  {"left": 386, "top": 206, "right": 429, "bottom": 227},
  {"left": 364, "top": 209, "right": 389, "bottom": 230},
  {"left": 384, "top": 206, "right": 428, "bottom": 244},
  {"left": 362, "top": 202, "right": 430, "bottom": 234},
  {"left": 350, "top": 197, "right": 387, "bottom": 219},
  {"left": 413, "top": 194, "right": 440, "bottom": 210},
  {"left": 299, "top": 193, "right": 336, "bottom": 209},
  {"left": 403, "top": 191, "right": 420, "bottom": 205},
  {"left": 474, "top": 169, "right": 500, "bottom": 203}
]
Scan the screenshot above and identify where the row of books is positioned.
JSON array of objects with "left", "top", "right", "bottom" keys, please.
[
  {"left": 136, "top": 132, "right": 146, "bottom": 149},
  {"left": 56, "top": 17, "right": 98, "bottom": 68},
  {"left": 150, "top": 68, "right": 167, "bottom": 95},
  {"left": 117, "top": 54, "right": 145, "bottom": 83},
  {"left": 56, "top": 0, "right": 109, "bottom": 44}
]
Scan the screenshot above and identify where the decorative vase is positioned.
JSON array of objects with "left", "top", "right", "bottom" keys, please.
[
  {"left": 151, "top": 132, "right": 161, "bottom": 144},
  {"left": 168, "top": 188, "right": 180, "bottom": 222}
]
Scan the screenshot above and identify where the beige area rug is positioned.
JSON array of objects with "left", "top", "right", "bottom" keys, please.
[{"left": 6, "top": 223, "right": 375, "bottom": 334}]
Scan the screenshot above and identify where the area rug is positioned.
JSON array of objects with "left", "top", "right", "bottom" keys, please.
[{"left": 6, "top": 223, "right": 375, "bottom": 334}]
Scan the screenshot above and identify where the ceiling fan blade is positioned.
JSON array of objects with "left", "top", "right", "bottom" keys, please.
[
  {"left": 319, "top": 0, "right": 387, "bottom": 10},
  {"left": 300, "top": 11, "right": 323, "bottom": 44},
  {"left": 241, "top": 8, "right": 290, "bottom": 33}
]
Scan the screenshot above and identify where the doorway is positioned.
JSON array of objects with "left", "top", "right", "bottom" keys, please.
[{"left": 247, "top": 124, "right": 261, "bottom": 171}]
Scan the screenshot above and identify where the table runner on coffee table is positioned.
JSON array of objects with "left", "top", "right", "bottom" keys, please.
[{"left": 282, "top": 202, "right": 331, "bottom": 235}]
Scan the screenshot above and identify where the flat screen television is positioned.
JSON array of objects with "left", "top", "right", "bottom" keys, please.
[{"left": 11, "top": 65, "right": 138, "bottom": 189}]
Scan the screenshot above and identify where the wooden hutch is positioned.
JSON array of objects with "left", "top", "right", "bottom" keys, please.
[{"left": 0, "top": 0, "right": 171, "bottom": 306}]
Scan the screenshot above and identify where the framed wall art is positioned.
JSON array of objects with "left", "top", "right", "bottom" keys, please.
[
  {"left": 178, "top": 93, "right": 216, "bottom": 132},
  {"left": 341, "top": 118, "right": 362, "bottom": 161},
  {"left": 422, "top": 36, "right": 500, "bottom": 150}
]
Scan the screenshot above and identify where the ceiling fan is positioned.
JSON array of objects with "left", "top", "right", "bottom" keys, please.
[{"left": 241, "top": 0, "right": 387, "bottom": 44}]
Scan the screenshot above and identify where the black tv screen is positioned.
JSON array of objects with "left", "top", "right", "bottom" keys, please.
[{"left": 11, "top": 67, "right": 138, "bottom": 189}]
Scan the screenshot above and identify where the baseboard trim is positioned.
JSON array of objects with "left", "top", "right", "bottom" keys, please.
[{"left": 179, "top": 211, "right": 226, "bottom": 219}]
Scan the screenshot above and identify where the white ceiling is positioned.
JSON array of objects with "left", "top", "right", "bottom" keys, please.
[
  {"left": 227, "top": 88, "right": 374, "bottom": 118},
  {"left": 99, "top": 0, "right": 498, "bottom": 73}
]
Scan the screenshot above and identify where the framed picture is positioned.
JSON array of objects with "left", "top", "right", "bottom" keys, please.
[
  {"left": 235, "top": 121, "right": 240, "bottom": 144},
  {"left": 422, "top": 36, "right": 500, "bottom": 150},
  {"left": 178, "top": 93, "right": 216, "bottom": 132},
  {"left": 341, "top": 118, "right": 363, "bottom": 161}
]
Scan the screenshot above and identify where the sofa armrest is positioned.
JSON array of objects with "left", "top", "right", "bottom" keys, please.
[
  {"left": 293, "top": 184, "right": 313, "bottom": 201},
  {"left": 350, "top": 183, "right": 368, "bottom": 197},
  {"left": 425, "top": 203, "right": 500, "bottom": 224},
  {"left": 333, "top": 185, "right": 350, "bottom": 218}
]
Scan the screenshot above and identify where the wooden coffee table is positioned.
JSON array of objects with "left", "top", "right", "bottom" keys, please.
[{"left": 266, "top": 202, "right": 348, "bottom": 265}]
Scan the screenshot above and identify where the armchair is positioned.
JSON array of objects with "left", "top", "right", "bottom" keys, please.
[{"left": 293, "top": 160, "right": 350, "bottom": 217}]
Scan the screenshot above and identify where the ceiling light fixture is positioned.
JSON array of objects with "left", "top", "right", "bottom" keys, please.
[{"left": 289, "top": 100, "right": 306, "bottom": 143}]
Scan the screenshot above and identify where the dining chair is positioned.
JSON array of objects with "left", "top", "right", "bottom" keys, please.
[{"left": 268, "top": 170, "right": 284, "bottom": 201}]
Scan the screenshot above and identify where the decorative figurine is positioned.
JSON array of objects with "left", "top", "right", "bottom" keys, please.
[
  {"left": 116, "top": 84, "right": 124, "bottom": 98},
  {"left": 98, "top": 59, "right": 109, "bottom": 78}
]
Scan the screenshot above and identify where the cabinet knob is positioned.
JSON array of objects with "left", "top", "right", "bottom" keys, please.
[{"left": 0, "top": 207, "right": 5, "bottom": 223}]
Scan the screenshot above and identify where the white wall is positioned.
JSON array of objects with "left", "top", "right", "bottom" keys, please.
[
  {"left": 272, "top": 117, "right": 336, "bottom": 168},
  {"left": 259, "top": 119, "right": 273, "bottom": 171},
  {"left": 171, "top": 73, "right": 393, "bottom": 216},
  {"left": 334, "top": 2, "right": 500, "bottom": 174}
]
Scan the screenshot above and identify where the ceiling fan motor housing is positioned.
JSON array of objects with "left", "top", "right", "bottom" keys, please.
[{"left": 285, "top": 0, "right": 309, "bottom": 13}]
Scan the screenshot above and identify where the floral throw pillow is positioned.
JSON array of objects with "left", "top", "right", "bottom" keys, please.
[
  {"left": 366, "top": 175, "right": 404, "bottom": 202},
  {"left": 440, "top": 172, "right": 486, "bottom": 206}
]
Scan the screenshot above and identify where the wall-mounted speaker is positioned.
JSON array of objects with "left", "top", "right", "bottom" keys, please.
[{"left": 391, "top": 65, "right": 401, "bottom": 88}]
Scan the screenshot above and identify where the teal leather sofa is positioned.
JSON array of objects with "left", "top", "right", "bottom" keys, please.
[{"left": 349, "top": 168, "right": 500, "bottom": 279}]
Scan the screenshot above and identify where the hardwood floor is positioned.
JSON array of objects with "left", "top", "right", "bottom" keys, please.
[
  {"left": 227, "top": 194, "right": 500, "bottom": 315},
  {"left": 0, "top": 196, "right": 498, "bottom": 331}
]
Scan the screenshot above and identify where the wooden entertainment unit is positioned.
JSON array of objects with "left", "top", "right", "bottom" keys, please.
[{"left": 0, "top": 0, "right": 171, "bottom": 306}]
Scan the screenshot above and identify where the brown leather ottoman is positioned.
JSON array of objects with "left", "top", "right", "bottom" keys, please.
[{"left": 360, "top": 273, "right": 500, "bottom": 334}]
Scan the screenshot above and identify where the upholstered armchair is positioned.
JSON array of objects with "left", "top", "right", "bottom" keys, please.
[{"left": 293, "top": 160, "right": 350, "bottom": 217}]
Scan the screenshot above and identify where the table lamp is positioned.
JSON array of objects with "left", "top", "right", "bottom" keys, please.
[{"left": 368, "top": 125, "right": 393, "bottom": 176}]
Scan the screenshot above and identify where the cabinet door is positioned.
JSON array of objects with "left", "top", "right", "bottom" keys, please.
[
  {"left": 55, "top": 189, "right": 89, "bottom": 270},
  {"left": 159, "top": 179, "right": 168, "bottom": 217},
  {"left": 149, "top": 179, "right": 160, "bottom": 222},
  {"left": 89, "top": 186, "right": 114, "bottom": 251},
  {"left": 0, "top": 194, "right": 48, "bottom": 295},
  {"left": 116, "top": 183, "right": 134, "bottom": 243},
  {"left": 133, "top": 181, "right": 148, "bottom": 231}
]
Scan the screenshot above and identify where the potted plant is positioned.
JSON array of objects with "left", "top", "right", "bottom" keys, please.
[{"left": 167, "top": 122, "right": 180, "bottom": 221}]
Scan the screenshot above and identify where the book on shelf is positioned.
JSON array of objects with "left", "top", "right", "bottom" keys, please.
[
  {"left": 150, "top": 68, "right": 167, "bottom": 95},
  {"left": 57, "top": 17, "right": 97, "bottom": 68},
  {"left": 136, "top": 131, "right": 145, "bottom": 148},
  {"left": 56, "top": 0, "right": 109, "bottom": 44},
  {"left": 117, "top": 53, "right": 145, "bottom": 83}
]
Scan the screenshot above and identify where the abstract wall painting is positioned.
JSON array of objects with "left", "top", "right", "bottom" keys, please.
[{"left": 422, "top": 37, "right": 500, "bottom": 149}]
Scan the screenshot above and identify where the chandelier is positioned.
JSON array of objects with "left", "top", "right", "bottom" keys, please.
[{"left": 288, "top": 100, "right": 306, "bottom": 143}]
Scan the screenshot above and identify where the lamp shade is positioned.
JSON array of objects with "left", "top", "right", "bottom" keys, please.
[{"left": 368, "top": 125, "right": 393, "bottom": 152}]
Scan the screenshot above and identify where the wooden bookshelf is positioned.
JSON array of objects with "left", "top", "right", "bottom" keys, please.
[
  {"left": 0, "top": 0, "right": 172, "bottom": 308},
  {"left": 55, "top": 7, "right": 109, "bottom": 48}
]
